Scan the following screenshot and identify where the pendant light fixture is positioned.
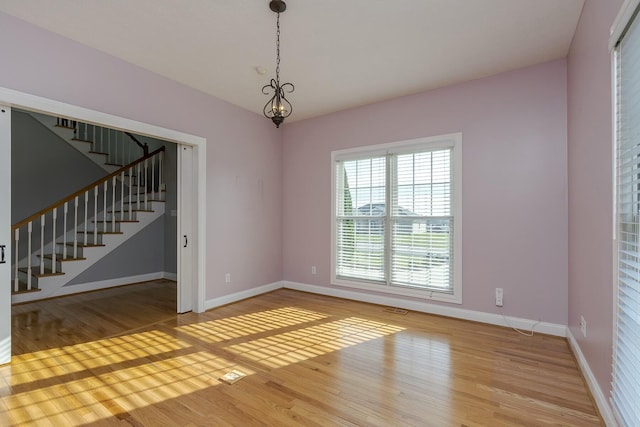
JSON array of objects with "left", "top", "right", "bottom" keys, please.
[{"left": 262, "top": 0, "right": 294, "bottom": 128}]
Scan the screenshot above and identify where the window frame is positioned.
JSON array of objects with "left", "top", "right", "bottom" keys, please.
[
  {"left": 611, "top": 1, "right": 640, "bottom": 426},
  {"left": 330, "top": 133, "right": 462, "bottom": 304}
]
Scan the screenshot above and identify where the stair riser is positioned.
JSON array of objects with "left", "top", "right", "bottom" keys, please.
[
  {"left": 75, "top": 233, "right": 104, "bottom": 246},
  {"left": 55, "top": 244, "right": 85, "bottom": 258},
  {"left": 106, "top": 212, "right": 138, "bottom": 222},
  {"left": 92, "top": 222, "right": 122, "bottom": 233},
  {"left": 17, "top": 270, "right": 40, "bottom": 288},
  {"left": 41, "top": 257, "right": 64, "bottom": 272}
]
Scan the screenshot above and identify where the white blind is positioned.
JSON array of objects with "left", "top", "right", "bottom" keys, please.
[
  {"left": 335, "top": 147, "right": 453, "bottom": 292},
  {"left": 391, "top": 150, "right": 452, "bottom": 290},
  {"left": 335, "top": 156, "right": 387, "bottom": 282},
  {"left": 614, "top": 7, "right": 640, "bottom": 426}
]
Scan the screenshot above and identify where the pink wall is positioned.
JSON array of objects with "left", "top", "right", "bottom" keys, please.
[
  {"left": 283, "top": 59, "right": 569, "bottom": 324},
  {"left": 0, "top": 12, "right": 283, "bottom": 299},
  {"left": 567, "top": 0, "right": 623, "bottom": 398}
]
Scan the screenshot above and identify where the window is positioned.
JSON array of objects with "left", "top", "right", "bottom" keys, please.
[
  {"left": 613, "top": 2, "right": 640, "bottom": 425},
  {"left": 331, "top": 134, "right": 462, "bottom": 303}
]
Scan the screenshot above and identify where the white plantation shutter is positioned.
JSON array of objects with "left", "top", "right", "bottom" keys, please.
[
  {"left": 614, "top": 5, "right": 640, "bottom": 426},
  {"left": 333, "top": 135, "right": 460, "bottom": 301}
]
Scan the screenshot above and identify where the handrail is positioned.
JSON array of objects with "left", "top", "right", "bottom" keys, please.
[
  {"left": 12, "top": 146, "right": 165, "bottom": 231},
  {"left": 124, "top": 131, "right": 149, "bottom": 156}
]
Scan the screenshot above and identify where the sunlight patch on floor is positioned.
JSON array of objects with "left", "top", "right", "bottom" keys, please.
[
  {"left": 0, "top": 349, "right": 250, "bottom": 426},
  {"left": 175, "top": 306, "right": 328, "bottom": 343},
  {"left": 4, "top": 330, "right": 190, "bottom": 386},
  {"left": 226, "top": 317, "right": 405, "bottom": 368}
]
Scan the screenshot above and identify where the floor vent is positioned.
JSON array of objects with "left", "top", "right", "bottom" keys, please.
[{"left": 219, "top": 370, "right": 246, "bottom": 385}]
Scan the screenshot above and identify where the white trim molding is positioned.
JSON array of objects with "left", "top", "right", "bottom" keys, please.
[
  {"left": 566, "top": 329, "right": 619, "bottom": 427},
  {"left": 53, "top": 272, "right": 171, "bottom": 298},
  {"left": 204, "top": 282, "right": 282, "bottom": 311}
]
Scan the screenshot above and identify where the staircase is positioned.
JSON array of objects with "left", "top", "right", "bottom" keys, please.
[
  {"left": 10, "top": 117, "right": 166, "bottom": 304},
  {"left": 29, "top": 112, "right": 149, "bottom": 173}
]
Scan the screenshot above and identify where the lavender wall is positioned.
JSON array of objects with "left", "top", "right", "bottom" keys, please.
[
  {"left": 567, "top": 0, "right": 623, "bottom": 399},
  {"left": 0, "top": 12, "right": 283, "bottom": 299},
  {"left": 283, "top": 59, "right": 568, "bottom": 324}
]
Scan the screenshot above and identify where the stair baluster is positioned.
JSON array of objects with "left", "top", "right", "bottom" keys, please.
[
  {"left": 27, "top": 222, "right": 32, "bottom": 290},
  {"left": 120, "top": 171, "right": 125, "bottom": 222},
  {"left": 39, "top": 215, "right": 45, "bottom": 275},
  {"left": 136, "top": 162, "right": 141, "bottom": 210},
  {"left": 93, "top": 185, "right": 99, "bottom": 245},
  {"left": 144, "top": 159, "right": 149, "bottom": 209},
  {"left": 63, "top": 202, "right": 68, "bottom": 259},
  {"left": 158, "top": 151, "right": 165, "bottom": 200},
  {"left": 151, "top": 155, "right": 156, "bottom": 201},
  {"left": 128, "top": 170, "right": 133, "bottom": 221},
  {"left": 111, "top": 176, "right": 117, "bottom": 230},
  {"left": 73, "top": 197, "right": 79, "bottom": 258},
  {"left": 51, "top": 208, "right": 57, "bottom": 273},
  {"left": 83, "top": 191, "right": 89, "bottom": 246},
  {"left": 102, "top": 181, "right": 108, "bottom": 236}
]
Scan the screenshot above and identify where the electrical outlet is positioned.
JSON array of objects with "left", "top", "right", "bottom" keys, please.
[
  {"left": 225, "top": 273, "right": 231, "bottom": 283},
  {"left": 311, "top": 266, "right": 317, "bottom": 275},
  {"left": 495, "top": 288, "right": 503, "bottom": 307},
  {"left": 580, "top": 315, "right": 587, "bottom": 338}
]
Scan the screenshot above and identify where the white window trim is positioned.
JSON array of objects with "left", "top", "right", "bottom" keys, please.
[
  {"left": 611, "top": 2, "right": 640, "bottom": 426},
  {"left": 330, "top": 133, "right": 462, "bottom": 304}
]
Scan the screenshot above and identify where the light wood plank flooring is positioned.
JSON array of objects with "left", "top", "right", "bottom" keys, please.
[{"left": 2, "top": 281, "right": 602, "bottom": 426}]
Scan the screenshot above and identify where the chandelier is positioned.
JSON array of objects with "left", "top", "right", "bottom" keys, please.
[{"left": 262, "top": 0, "right": 294, "bottom": 128}]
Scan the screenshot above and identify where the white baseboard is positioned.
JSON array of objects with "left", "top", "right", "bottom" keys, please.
[
  {"left": 204, "top": 281, "right": 282, "bottom": 311},
  {"left": 281, "top": 281, "right": 566, "bottom": 337},
  {"left": 53, "top": 272, "right": 167, "bottom": 297},
  {"left": 566, "top": 329, "right": 618, "bottom": 427},
  {"left": 163, "top": 272, "right": 177, "bottom": 281}
]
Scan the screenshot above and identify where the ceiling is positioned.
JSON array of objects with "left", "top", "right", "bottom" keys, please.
[{"left": 0, "top": 0, "right": 584, "bottom": 122}]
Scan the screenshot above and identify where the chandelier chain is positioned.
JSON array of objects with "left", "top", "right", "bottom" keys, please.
[{"left": 276, "top": 11, "right": 281, "bottom": 83}]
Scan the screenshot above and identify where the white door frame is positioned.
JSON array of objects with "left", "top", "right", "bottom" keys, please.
[
  {"left": 0, "top": 86, "right": 207, "bottom": 316},
  {"left": 0, "top": 105, "right": 11, "bottom": 365}
]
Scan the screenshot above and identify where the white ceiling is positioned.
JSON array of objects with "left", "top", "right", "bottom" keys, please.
[{"left": 0, "top": 0, "right": 584, "bottom": 122}]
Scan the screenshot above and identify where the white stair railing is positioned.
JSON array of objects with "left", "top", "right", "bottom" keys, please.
[
  {"left": 56, "top": 118, "right": 149, "bottom": 166},
  {"left": 11, "top": 147, "right": 165, "bottom": 293}
]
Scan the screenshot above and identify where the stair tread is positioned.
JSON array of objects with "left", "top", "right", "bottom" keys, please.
[
  {"left": 88, "top": 150, "right": 108, "bottom": 156},
  {"left": 38, "top": 254, "right": 87, "bottom": 261},
  {"left": 12, "top": 281, "right": 42, "bottom": 294},
  {"left": 109, "top": 209, "right": 155, "bottom": 213},
  {"left": 18, "top": 267, "right": 65, "bottom": 277},
  {"left": 59, "top": 242, "right": 106, "bottom": 248},
  {"left": 71, "top": 137, "right": 92, "bottom": 144},
  {"left": 122, "top": 200, "right": 164, "bottom": 204},
  {"left": 91, "top": 219, "right": 139, "bottom": 223},
  {"left": 76, "top": 231, "right": 123, "bottom": 235},
  {"left": 54, "top": 124, "right": 74, "bottom": 130},
  {"left": 105, "top": 162, "right": 123, "bottom": 167}
]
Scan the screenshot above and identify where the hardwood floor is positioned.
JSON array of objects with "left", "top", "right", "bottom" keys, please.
[{"left": 1, "top": 282, "right": 602, "bottom": 426}]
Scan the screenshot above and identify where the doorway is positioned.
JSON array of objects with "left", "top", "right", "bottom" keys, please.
[{"left": 0, "top": 88, "right": 207, "bottom": 363}]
